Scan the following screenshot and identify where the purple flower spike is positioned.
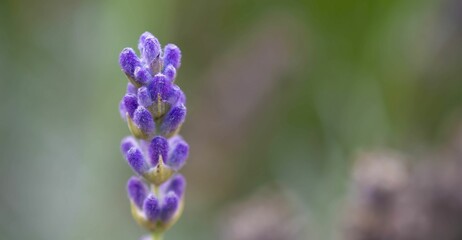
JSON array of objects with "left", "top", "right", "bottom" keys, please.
[
  {"left": 127, "top": 176, "right": 148, "bottom": 209},
  {"left": 143, "top": 194, "right": 160, "bottom": 221},
  {"left": 118, "top": 33, "right": 188, "bottom": 233},
  {"left": 119, "top": 48, "right": 140, "bottom": 77},
  {"left": 121, "top": 136, "right": 137, "bottom": 156},
  {"left": 123, "top": 94, "right": 138, "bottom": 118},
  {"left": 167, "top": 137, "right": 189, "bottom": 171},
  {"left": 126, "top": 82, "right": 137, "bottom": 94},
  {"left": 126, "top": 147, "right": 148, "bottom": 175},
  {"left": 163, "top": 64, "right": 176, "bottom": 82},
  {"left": 137, "top": 86, "right": 152, "bottom": 108},
  {"left": 149, "top": 136, "right": 169, "bottom": 166},
  {"left": 134, "top": 67, "right": 152, "bottom": 85},
  {"left": 160, "top": 104, "right": 186, "bottom": 136},
  {"left": 133, "top": 106, "right": 155, "bottom": 134},
  {"left": 164, "top": 174, "right": 186, "bottom": 198},
  {"left": 141, "top": 35, "right": 161, "bottom": 65},
  {"left": 163, "top": 44, "right": 181, "bottom": 69},
  {"left": 160, "top": 192, "right": 179, "bottom": 222}
]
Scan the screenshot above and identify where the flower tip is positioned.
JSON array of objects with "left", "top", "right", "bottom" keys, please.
[
  {"left": 126, "top": 82, "right": 137, "bottom": 94},
  {"left": 160, "top": 192, "right": 179, "bottom": 222},
  {"left": 167, "top": 138, "right": 189, "bottom": 171},
  {"left": 119, "top": 48, "right": 140, "bottom": 77},
  {"left": 149, "top": 136, "right": 169, "bottom": 166},
  {"left": 139, "top": 32, "right": 154, "bottom": 46},
  {"left": 160, "top": 104, "right": 187, "bottom": 137},
  {"left": 166, "top": 174, "right": 186, "bottom": 198},
  {"left": 141, "top": 36, "right": 161, "bottom": 64},
  {"left": 133, "top": 106, "right": 155, "bottom": 135},
  {"left": 143, "top": 194, "right": 160, "bottom": 221},
  {"left": 127, "top": 176, "right": 147, "bottom": 209},
  {"left": 163, "top": 64, "right": 177, "bottom": 82},
  {"left": 123, "top": 94, "right": 138, "bottom": 118},
  {"left": 137, "top": 86, "right": 152, "bottom": 108},
  {"left": 134, "top": 67, "right": 152, "bottom": 85},
  {"left": 121, "top": 136, "right": 137, "bottom": 155},
  {"left": 126, "top": 147, "right": 147, "bottom": 175},
  {"left": 163, "top": 44, "right": 181, "bottom": 69}
]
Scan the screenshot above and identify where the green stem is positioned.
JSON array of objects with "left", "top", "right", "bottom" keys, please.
[{"left": 152, "top": 232, "right": 163, "bottom": 240}]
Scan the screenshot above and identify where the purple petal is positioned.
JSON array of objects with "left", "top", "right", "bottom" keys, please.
[
  {"left": 160, "top": 104, "right": 186, "bottom": 136},
  {"left": 163, "top": 64, "right": 176, "bottom": 82},
  {"left": 133, "top": 106, "right": 155, "bottom": 134},
  {"left": 137, "top": 86, "right": 152, "bottom": 107},
  {"left": 143, "top": 194, "right": 160, "bottom": 221},
  {"left": 126, "top": 147, "right": 148, "bottom": 175},
  {"left": 167, "top": 136, "right": 189, "bottom": 171},
  {"left": 127, "top": 176, "right": 148, "bottom": 209},
  {"left": 166, "top": 85, "right": 186, "bottom": 108},
  {"left": 148, "top": 136, "right": 169, "bottom": 166},
  {"left": 163, "top": 44, "right": 181, "bottom": 69},
  {"left": 119, "top": 48, "right": 140, "bottom": 77},
  {"left": 160, "top": 192, "right": 179, "bottom": 222},
  {"left": 126, "top": 82, "right": 137, "bottom": 94},
  {"left": 134, "top": 66, "right": 152, "bottom": 85},
  {"left": 123, "top": 94, "right": 138, "bottom": 118},
  {"left": 163, "top": 174, "right": 186, "bottom": 198},
  {"left": 149, "top": 74, "right": 171, "bottom": 101},
  {"left": 138, "top": 32, "right": 154, "bottom": 53},
  {"left": 119, "top": 99, "right": 126, "bottom": 120},
  {"left": 141, "top": 35, "right": 161, "bottom": 64},
  {"left": 120, "top": 136, "right": 137, "bottom": 156}
]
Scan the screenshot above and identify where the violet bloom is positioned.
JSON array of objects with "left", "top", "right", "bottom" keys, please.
[{"left": 118, "top": 32, "right": 189, "bottom": 240}]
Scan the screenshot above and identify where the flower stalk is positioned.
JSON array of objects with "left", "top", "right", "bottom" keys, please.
[{"left": 118, "top": 32, "right": 188, "bottom": 240}]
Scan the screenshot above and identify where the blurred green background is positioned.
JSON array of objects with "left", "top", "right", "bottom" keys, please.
[{"left": 1, "top": 0, "right": 462, "bottom": 239}]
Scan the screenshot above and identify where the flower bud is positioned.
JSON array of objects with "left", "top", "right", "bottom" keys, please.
[
  {"left": 134, "top": 66, "right": 152, "bottom": 85},
  {"left": 141, "top": 35, "right": 161, "bottom": 65},
  {"left": 126, "top": 82, "right": 137, "bottom": 94},
  {"left": 149, "top": 136, "right": 169, "bottom": 166},
  {"left": 163, "top": 64, "right": 176, "bottom": 82},
  {"left": 121, "top": 136, "right": 137, "bottom": 155},
  {"left": 160, "top": 104, "right": 186, "bottom": 137},
  {"left": 163, "top": 174, "right": 186, "bottom": 198},
  {"left": 123, "top": 94, "right": 138, "bottom": 118},
  {"left": 133, "top": 106, "right": 155, "bottom": 136},
  {"left": 125, "top": 147, "right": 148, "bottom": 175},
  {"left": 163, "top": 44, "right": 181, "bottom": 69},
  {"left": 119, "top": 48, "right": 140, "bottom": 78},
  {"left": 148, "top": 74, "right": 172, "bottom": 118},
  {"left": 137, "top": 86, "right": 152, "bottom": 108},
  {"left": 143, "top": 194, "right": 161, "bottom": 221},
  {"left": 138, "top": 32, "right": 154, "bottom": 53},
  {"left": 167, "top": 136, "right": 189, "bottom": 171},
  {"left": 160, "top": 192, "right": 179, "bottom": 222},
  {"left": 127, "top": 176, "right": 148, "bottom": 209},
  {"left": 166, "top": 85, "right": 186, "bottom": 107}
]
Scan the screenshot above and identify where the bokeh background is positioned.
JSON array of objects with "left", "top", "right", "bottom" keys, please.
[{"left": 1, "top": 0, "right": 462, "bottom": 239}]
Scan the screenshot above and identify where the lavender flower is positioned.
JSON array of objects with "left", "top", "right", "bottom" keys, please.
[
  {"left": 127, "top": 176, "right": 148, "bottom": 209},
  {"left": 118, "top": 32, "right": 188, "bottom": 240}
]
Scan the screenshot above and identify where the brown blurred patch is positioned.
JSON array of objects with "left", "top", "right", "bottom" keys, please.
[
  {"left": 345, "top": 125, "right": 462, "bottom": 240},
  {"left": 218, "top": 185, "right": 309, "bottom": 240},
  {"left": 344, "top": 151, "right": 408, "bottom": 240}
]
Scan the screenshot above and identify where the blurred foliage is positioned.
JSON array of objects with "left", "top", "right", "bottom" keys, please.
[{"left": 1, "top": 0, "right": 461, "bottom": 239}]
